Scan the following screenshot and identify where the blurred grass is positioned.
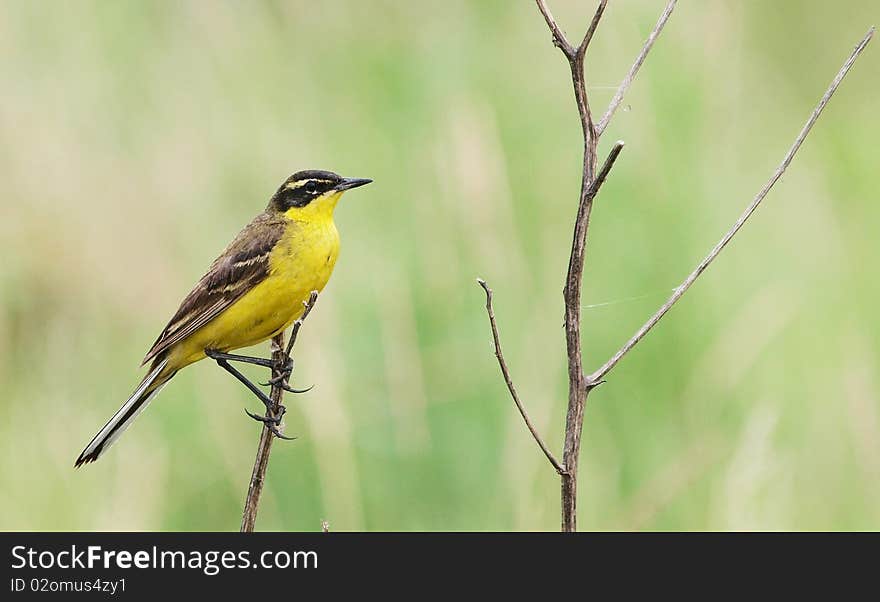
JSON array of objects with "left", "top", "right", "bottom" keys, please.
[{"left": 0, "top": 0, "right": 878, "bottom": 531}]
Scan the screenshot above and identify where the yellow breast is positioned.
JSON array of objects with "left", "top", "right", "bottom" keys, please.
[{"left": 169, "top": 215, "right": 340, "bottom": 368}]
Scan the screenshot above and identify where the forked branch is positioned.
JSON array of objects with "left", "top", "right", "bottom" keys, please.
[{"left": 479, "top": 0, "right": 872, "bottom": 532}]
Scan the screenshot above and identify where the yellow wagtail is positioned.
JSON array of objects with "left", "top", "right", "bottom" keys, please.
[{"left": 75, "top": 170, "right": 371, "bottom": 466}]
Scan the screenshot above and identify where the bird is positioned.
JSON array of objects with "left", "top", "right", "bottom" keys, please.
[{"left": 75, "top": 170, "right": 372, "bottom": 467}]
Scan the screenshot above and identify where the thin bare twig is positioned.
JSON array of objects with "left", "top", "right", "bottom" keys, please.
[
  {"left": 596, "top": 0, "right": 677, "bottom": 136},
  {"left": 536, "top": 0, "right": 574, "bottom": 57},
  {"left": 589, "top": 26, "right": 875, "bottom": 384},
  {"left": 241, "top": 291, "right": 320, "bottom": 532},
  {"left": 477, "top": 279, "right": 565, "bottom": 475},
  {"left": 577, "top": 0, "right": 608, "bottom": 58},
  {"left": 285, "top": 291, "right": 320, "bottom": 357}
]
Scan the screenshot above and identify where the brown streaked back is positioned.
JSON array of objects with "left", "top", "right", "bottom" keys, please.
[{"left": 142, "top": 211, "right": 288, "bottom": 365}]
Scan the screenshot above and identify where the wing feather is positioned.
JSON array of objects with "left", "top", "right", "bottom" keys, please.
[{"left": 142, "top": 212, "right": 287, "bottom": 365}]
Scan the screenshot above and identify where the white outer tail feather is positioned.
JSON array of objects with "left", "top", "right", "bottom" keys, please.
[{"left": 76, "top": 359, "right": 169, "bottom": 465}]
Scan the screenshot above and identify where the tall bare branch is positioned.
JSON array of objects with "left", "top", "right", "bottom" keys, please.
[{"left": 483, "top": 0, "right": 654, "bottom": 532}]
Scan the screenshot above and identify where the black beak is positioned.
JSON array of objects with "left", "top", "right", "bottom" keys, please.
[{"left": 335, "top": 177, "right": 372, "bottom": 191}]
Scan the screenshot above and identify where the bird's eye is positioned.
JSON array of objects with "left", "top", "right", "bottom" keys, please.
[{"left": 304, "top": 180, "right": 319, "bottom": 194}]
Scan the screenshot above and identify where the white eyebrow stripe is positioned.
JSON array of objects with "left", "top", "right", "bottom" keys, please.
[{"left": 285, "top": 178, "right": 332, "bottom": 191}]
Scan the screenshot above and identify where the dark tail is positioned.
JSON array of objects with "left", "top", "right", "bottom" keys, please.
[{"left": 75, "top": 358, "right": 173, "bottom": 467}]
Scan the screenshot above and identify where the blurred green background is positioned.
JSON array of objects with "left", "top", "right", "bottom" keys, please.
[{"left": 0, "top": 0, "right": 877, "bottom": 531}]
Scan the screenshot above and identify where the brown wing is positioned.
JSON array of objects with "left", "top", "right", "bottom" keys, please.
[{"left": 142, "top": 212, "right": 287, "bottom": 365}]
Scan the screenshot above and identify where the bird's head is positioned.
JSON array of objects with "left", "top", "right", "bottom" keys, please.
[{"left": 269, "top": 170, "right": 372, "bottom": 219}]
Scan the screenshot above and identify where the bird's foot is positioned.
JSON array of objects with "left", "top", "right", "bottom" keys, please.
[
  {"left": 245, "top": 406, "right": 284, "bottom": 425},
  {"left": 258, "top": 357, "right": 312, "bottom": 393},
  {"left": 244, "top": 407, "right": 295, "bottom": 440},
  {"left": 260, "top": 374, "right": 314, "bottom": 394}
]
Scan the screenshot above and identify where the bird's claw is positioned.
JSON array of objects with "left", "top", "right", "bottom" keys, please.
[
  {"left": 259, "top": 359, "right": 312, "bottom": 394},
  {"left": 259, "top": 357, "right": 293, "bottom": 385},
  {"left": 283, "top": 383, "right": 314, "bottom": 394},
  {"left": 259, "top": 380, "right": 313, "bottom": 395},
  {"left": 260, "top": 374, "right": 288, "bottom": 387},
  {"left": 269, "top": 426, "right": 296, "bottom": 440},
  {"left": 271, "top": 357, "right": 294, "bottom": 381},
  {"left": 244, "top": 405, "right": 285, "bottom": 425},
  {"left": 281, "top": 356, "right": 294, "bottom": 374},
  {"left": 243, "top": 407, "right": 295, "bottom": 440}
]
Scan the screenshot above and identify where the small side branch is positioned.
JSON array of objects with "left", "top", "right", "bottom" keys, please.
[
  {"left": 596, "top": 0, "right": 677, "bottom": 136},
  {"left": 589, "top": 27, "right": 875, "bottom": 384},
  {"left": 577, "top": 0, "right": 608, "bottom": 59},
  {"left": 241, "top": 291, "right": 320, "bottom": 532},
  {"left": 477, "top": 279, "right": 565, "bottom": 475},
  {"left": 590, "top": 140, "right": 625, "bottom": 199},
  {"left": 286, "top": 291, "right": 320, "bottom": 357}
]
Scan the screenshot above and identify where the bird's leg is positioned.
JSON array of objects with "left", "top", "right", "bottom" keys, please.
[
  {"left": 209, "top": 355, "right": 275, "bottom": 410},
  {"left": 204, "top": 349, "right": 275, "bottom": 369},
  {"left": 204, "top": 350, "right": 305, "bottom": 391},
  {"left": 207, "top": 349, "right": 297, "bottom": 440}
]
